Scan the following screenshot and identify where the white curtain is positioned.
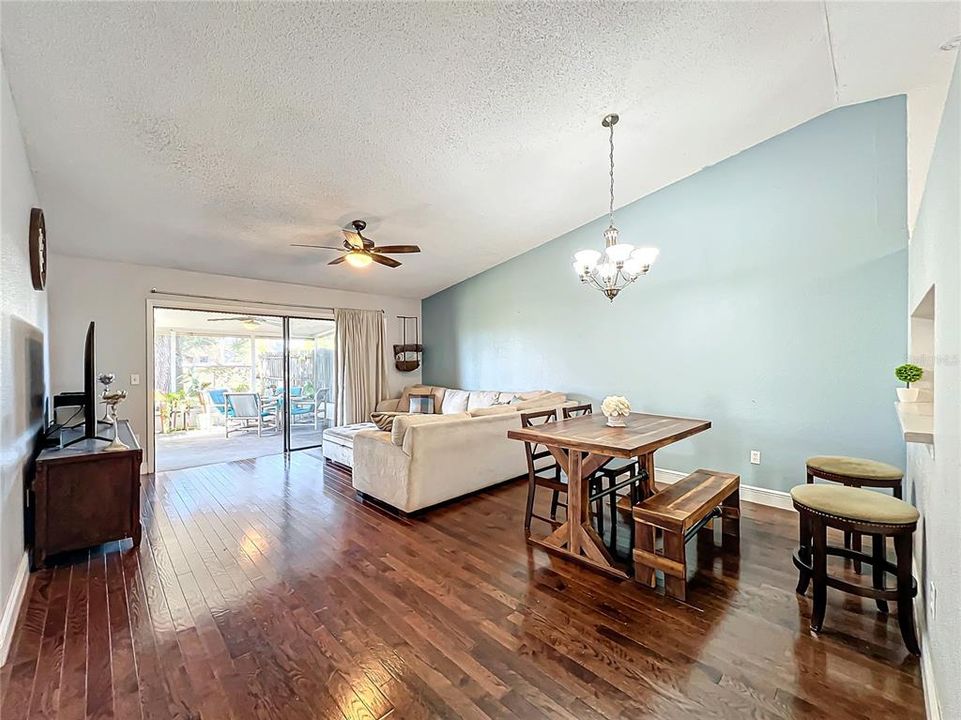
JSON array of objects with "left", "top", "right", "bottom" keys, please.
[{"left": 334, "top": 308, "right": 389, "bottom": 425}]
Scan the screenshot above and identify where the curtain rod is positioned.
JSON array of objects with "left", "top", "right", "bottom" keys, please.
[{"left": 149, "top": 288, "right": 384, "bottom": 314}]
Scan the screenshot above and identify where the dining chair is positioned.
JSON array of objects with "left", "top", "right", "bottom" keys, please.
[
  {"left": 562, "top": 403, "right": 640, "bottom": 551},
  {"left": 521, "top": 409, "right": 566, "bottom": 535}
]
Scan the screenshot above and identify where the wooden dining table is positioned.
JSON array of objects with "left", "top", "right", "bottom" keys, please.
[{"left": 507, "top": 411, "right": 711, "bottom": 580}]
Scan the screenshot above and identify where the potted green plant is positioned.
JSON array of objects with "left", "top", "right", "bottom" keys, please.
[{"left": 895, "top": 363, "right": 923, "bottom": 403}]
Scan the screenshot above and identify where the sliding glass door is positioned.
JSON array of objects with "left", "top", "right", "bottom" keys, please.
[
  {"left": 283, "top": 317, "right": 335, "bottom": 451},
  {"left": 151, "top": 306, "right": 334, "bottom": 470}
]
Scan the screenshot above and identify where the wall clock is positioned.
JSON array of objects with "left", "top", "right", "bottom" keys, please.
[{"left": 29, "top": 207, "right": 46, "bottom": 291}]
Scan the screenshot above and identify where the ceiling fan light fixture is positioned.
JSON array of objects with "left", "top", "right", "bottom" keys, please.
[{"left": 345, "top": 251, "right": 373, "bottom": 268}]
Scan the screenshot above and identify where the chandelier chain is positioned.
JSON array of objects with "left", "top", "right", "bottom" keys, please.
[
  {"left": 608, "top": 120, "right": 615, "bottom": 228},
  {"left": 572, "top": 111, "right": 658, "bottom": 302}
]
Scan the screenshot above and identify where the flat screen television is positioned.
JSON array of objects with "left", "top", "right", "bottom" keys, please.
[{"left": 83, "top": 320, "right": 97, "bottom": 438}]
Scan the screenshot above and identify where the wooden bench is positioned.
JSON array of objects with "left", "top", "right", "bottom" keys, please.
[{"left": 632, "top": 469, "right": 740, "bottom": 602}]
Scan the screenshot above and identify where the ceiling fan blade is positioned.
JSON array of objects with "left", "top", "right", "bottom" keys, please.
[
  {"left": 371, "top": 245, "right": 420, "bottom": 254},
  {"left": 342, "top": 230, "right": 364, "bottom": 249},
  {"left": 290, "top": 243, "right": 344, "bottom": 251},
  {"left": 328, "top": 255, "right": 347, "bottom": 265},
  {"left": 370, "top": 253, "right": 401, "bottom": 268}
]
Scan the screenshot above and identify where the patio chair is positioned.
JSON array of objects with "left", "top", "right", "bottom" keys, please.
[
  {"left": 206, "top": 388, "right": 229, "bottom": 424},
  {"left": 314, "top": 388, "right": 329, "bottom": 429},
  {"left": 224, "top": 392, "right": 278, "bottom": 437},
  {"left": 275, "top": 386, "right": 318, "bottom": 429}
]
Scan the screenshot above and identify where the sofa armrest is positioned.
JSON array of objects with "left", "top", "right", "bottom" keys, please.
[
  {"left": 353, "top": 430, "right": 412, "bottom": 509},
  {"left": 375, "top": 398, "right": 401, "bottom": 413}
]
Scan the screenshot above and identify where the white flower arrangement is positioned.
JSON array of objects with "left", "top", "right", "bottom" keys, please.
[{"left": 601, "top": 395, "right": 631, "bottom": 418}]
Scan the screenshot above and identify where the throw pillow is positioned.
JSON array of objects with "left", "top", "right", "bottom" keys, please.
[
  {"left": 408, "top": 393, "right": 435, "bottom": 414},
  {"left": 369, "top": 411, "right": 405, "bottom": 432},
  {"left": 440, "top": 388, "right": 470, "bottom": 414}
]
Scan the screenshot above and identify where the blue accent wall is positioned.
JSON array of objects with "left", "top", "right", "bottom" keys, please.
[{"left": 423, "top": 97, "right": 908, "bottom": 492}]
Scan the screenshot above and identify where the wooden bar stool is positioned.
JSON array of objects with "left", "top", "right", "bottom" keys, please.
[
  {"left": 791, "top": 484, "right": 920, "bottom": 655},
  {"left": 521, "top": 409, "right": 605, "bottom": 536},
  {"left": 806, "top": 455, "right": 903, "bottom": 573}
]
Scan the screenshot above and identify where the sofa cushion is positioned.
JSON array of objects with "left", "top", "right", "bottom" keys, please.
[
  {"left": 441, "top": 388, "right": 470, "bottom": 414},
  {"left": 513, "top": 392, "right": 567, "bottom": 411},
  {"left": 390, "top": 412, "right": 470, "bottom": 446},
  {"left": 469, "top": 405, "right": 516, "bottom": 418},
  {"left": 324, "top": 422, "right": 378, "bottom": 445},
  {"left": 370, "top": 411, "right": 405, "bottom": 431},
  {"left": 517, "top": 390, "right": 548, "bottom": 401},
  {"left": 467, "top": 391, "right": 500, "bottom": 411}
]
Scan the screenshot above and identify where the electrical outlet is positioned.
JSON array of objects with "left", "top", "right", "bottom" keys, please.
[
  {"left": 130, "top": 374, "right": 141, "bottom": 386},
  {"left": 750, "top": 450, "right": 761, "bottom": 465}
]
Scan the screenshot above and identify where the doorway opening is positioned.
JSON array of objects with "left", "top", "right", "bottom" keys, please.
[{"left": 152, "top": 307, "right": 334, "bottom": 472}]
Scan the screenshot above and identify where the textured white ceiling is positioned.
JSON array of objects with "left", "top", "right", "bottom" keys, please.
[{"left": 1, "top": 2, "right": 957, "bottom": 299}]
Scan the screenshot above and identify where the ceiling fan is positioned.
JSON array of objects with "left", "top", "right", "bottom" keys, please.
[
  {"left": 208, "top": 316, "right": 280, "bottom": 330},
  {"left": 290, "top": 220, "right": 420, "bottom": 269}
]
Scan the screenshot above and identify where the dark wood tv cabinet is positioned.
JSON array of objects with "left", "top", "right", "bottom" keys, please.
[{"left": 31, "top": 420, "right": 142, "bottom": 569}]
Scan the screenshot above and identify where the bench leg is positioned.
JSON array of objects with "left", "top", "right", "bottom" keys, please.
[
  {"left": 634, "top": 521, "right": 656, "bottom": 588},
  {"left": 663, "top": 531, "right": 687, "bottom": 603},
  {"left": 721, "top": 489, "right": 740, "bottom": 540}
]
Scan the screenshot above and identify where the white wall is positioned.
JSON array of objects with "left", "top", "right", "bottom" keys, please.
[
  {"left": 0, "top": 61, "right": 47, "bottom": 662},
  {"left": 905, "top": 54, "right": 960, "bottom": 720},
  {"left": 46, "top": 255, "right": 421, "bottom": 470}
]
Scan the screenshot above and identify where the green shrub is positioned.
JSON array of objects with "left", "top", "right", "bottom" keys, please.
[{"left": 895, "top": 363, "right": 923, "bottom": 387}]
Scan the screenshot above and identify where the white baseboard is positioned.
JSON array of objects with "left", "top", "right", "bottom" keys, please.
[
  {"left": 912, "top": 558, "right": 941, "bottom": 720},
  {"left": 655, "top": 467, "right": 795, "bottom": 512},
  {"left": 0, "top": 551, "right": 30, "bottom": 666}
]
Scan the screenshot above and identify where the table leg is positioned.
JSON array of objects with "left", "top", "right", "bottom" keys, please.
[
  {"left": 529, "top": 445, "right": 627, "bottom": 579},
  {"left": 567, "top": 449, "right": 583, "bottom": 555},
  {"left": 641, "top": 453, "right": 656, "bottom": 498}
]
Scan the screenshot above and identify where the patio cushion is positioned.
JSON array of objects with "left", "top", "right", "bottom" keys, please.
[
  {"left": 806, "top": 455, "right": 903, "bottom": 481},
  {"left": 790, "top": 484, "right": 919, "bottom": 525}
]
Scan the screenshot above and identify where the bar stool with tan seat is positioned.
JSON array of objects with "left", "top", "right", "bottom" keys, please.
[
  {"left": 806, "top": 455, "right": 904, "bottom": 572},
  {"left": 792, "top": 483, "right": 920, "bottom": 655}
]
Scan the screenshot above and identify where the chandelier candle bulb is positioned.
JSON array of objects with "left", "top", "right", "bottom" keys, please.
[{"left": 572, "top": 112, "right": 659, "bottom": 302}]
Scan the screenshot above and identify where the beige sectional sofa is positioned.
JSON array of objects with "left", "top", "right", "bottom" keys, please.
[{"left": 335, "top": 385, "right": 571, "bottom": 513}]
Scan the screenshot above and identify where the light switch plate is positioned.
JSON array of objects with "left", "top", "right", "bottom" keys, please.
[{"left": 130, "top": 374, "right": 141, "bottom": 386}]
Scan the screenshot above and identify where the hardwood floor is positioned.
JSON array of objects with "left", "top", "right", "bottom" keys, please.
[{"left": 1, "top": 453, "right": 924, "bottom": 719}]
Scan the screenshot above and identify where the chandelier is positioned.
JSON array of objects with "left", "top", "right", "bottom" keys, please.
[{"left": 572, "top": 113, "right": 659, "bottom": 302}]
